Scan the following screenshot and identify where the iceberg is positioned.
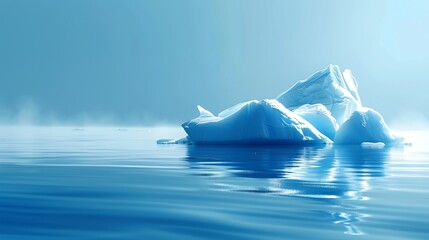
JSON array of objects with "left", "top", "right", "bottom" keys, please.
[
  {"left": 277, "top": 64, "right": 361, "bottom": 125},
  {"left": 182, "top": 99, "right": 332, "bottom": 144},
  {"left": 160, "top": 64, "right": 402, "bottom": 145},
  {"left": 334, "top": 108, "right": 399, "bottom": 145}
]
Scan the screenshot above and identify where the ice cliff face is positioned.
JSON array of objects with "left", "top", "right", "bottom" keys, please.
[{"left": 177, "top": 65, "right": 400, "bottom": 145}]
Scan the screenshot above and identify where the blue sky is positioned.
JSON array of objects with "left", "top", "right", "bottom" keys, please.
[{"left": 0, "top": 0, "right": 428, "bottom": 125}]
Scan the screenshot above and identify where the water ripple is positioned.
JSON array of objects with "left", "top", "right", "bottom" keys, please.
[{"left": 0, "top": 127, "right": 428, "bottom": 239}]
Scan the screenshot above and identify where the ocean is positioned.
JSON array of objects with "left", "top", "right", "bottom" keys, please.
[{"left": 0, "top": 126, "right": 428, "bottom": 239}]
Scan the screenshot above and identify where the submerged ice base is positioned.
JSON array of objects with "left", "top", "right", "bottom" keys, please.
[{"left": 163, "top": 65, "right": 401, "bottom": 145}]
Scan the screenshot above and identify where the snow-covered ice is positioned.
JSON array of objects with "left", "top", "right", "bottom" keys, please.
[
  {"left": 182, "top": 99, "right": 332, "bottom": 144},
  {"left": 161, "top": 64, "right": 401, "bottom": 145}
]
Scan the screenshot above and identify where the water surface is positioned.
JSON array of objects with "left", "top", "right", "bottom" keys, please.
[{"left": 0, "top": 127, "right": 428, "bottom": 239}]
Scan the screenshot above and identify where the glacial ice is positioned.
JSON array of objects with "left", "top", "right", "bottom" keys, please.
[
  {"left": 334, "top": 108, "right": 399, "bottom": 145},
  {"left": 277, "top": 64, "right": 361, "bottom": 126},
  {"left": 182, "top": 99, "right": 332, "bottom": 144},
  {"left": 293, "top": 104, "right": 338, "bottom": 141},
  {"left": 163, "top": 64, "right": 401, "bottom": 145}
]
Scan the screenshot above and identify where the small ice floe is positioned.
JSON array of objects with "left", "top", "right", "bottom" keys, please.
[
  {"left": 157, "top": 137, "right": 190, "bottom": 145},
  {"left": 361, "top": 142, "right": 385, "bottom": 149},
  {"left": 156, "top": 139, "right": 177, "bottom": 144}
]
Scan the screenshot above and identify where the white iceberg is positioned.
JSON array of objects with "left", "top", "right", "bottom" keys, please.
[
  {"left": 182, "top": 99, "right": 332, "bottom": 145},
  {"left": 293, "top": 104, "right": 338, "bottom": 141},
  {"left": 159, "top": 64, "right": 403, "bottom": 146},
  {"left": 334, "top": 108, "right": 400, "bottom": 145},
  {"left": 277, "top": 64, "right": 361, "bottom": 125}
]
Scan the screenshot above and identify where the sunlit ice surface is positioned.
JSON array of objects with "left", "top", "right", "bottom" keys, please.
[{"left": 0, "top": 126, "right": 428, "bottom": 239}]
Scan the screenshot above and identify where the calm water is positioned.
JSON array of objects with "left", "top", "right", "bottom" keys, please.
[{"left": 0, "top": 126, "right": 428, "bottom": 240}]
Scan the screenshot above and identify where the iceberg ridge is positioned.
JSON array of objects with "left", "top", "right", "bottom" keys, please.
[{"left": 277, "top": 64, "right": 362, "bottom": 125}]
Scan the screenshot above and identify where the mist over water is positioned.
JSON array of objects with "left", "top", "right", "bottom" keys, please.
[
  {"left": 0, "top": 100, "right": 168, "bottom": 126},
  {"left": 1, "top": 0, "right": 429, "bottom": 124}
]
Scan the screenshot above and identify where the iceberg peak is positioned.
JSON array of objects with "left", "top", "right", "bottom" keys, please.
[
  {"left": 197, "top": 105, "right": 215, "bottom": 118},
  {"left": 276, "top": 64, "right": 361, "bottom": 125}
]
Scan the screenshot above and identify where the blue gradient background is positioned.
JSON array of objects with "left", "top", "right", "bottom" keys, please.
[{"left": 0, "top": 0, "right": 428, "bottom": 125}]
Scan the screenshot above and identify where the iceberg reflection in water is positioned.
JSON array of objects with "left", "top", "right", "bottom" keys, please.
[
  {"left": 0, "top": 127, "right": 428, "bottom": 239},
  {"left": 186, "top": 144, "right": 389, "bottom": 235}
]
